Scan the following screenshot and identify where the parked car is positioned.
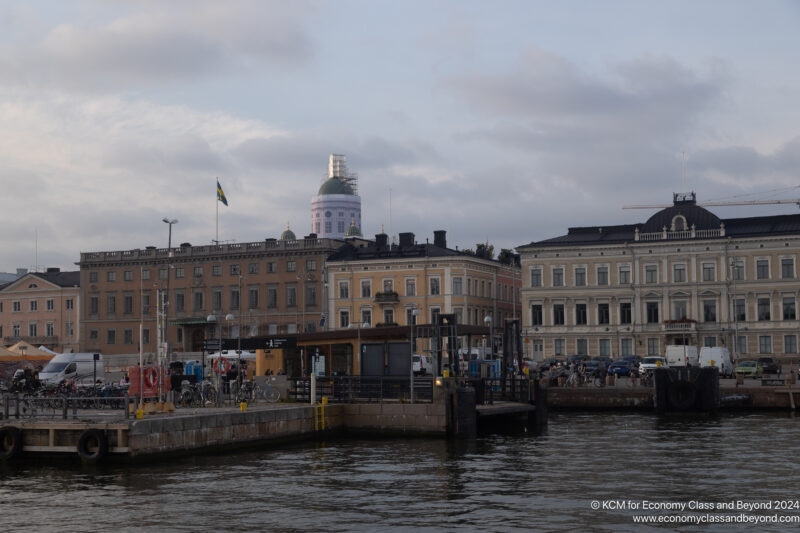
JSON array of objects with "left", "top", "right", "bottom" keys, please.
[
  {"left": 620, "top": 355, "right": 642, "bottom": 367},
  {"left": 607, "top": 361, "right": 637, "bottom": 377},
  {"left": 540, "top": 358, "right": 561, "bottom": 370},
  {"left": 756, "top": 357, "right": 781, "bottom": 375},
  {"left": 639, "top": 356, "right": 668, "bottom": 374},
  {"left": 735, "top": 360, "right": 764, "bottom": 378},
  {"left": 566, "top": 354, "right": 591, "bottom": 367},
  {"left": 592, "top": 356, "right": 612, "bottom": 366}
]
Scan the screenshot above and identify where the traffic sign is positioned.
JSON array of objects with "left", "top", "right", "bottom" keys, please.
[
  {"left": 265, "top": 338, "right": 296, "bottom": 350},
  {"left": 203, "top": 340, "right": 221, "bottom": 351}
]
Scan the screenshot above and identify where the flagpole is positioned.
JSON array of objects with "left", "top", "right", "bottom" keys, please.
[{"left": 216, "top": 192, "right": 219, "bottom": 244}]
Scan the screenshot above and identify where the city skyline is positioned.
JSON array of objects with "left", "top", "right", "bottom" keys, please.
[{"left": 1, "top": 1, "right": 800, "bottom": 273}]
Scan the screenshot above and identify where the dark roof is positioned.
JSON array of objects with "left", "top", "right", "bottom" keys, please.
[
  {"left": 519, "top": 206, "right": 800, "bottom": 249},
  {"left": 32, "top": 270, "right": 80, "bottom": 287},
  {"left": 641, "top": 203, "right": 721, "bottom": 232},
  {"left": 327, "top": 239, "right": 464, "bottom": 262}
]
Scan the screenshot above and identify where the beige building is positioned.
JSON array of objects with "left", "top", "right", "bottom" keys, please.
[
  {"left": 0, "top": 269, "right": 81, "bottom": 353},
  {"left": 326, "top": 231, "right": 521, "bottom": 346},
  {"left": 77, "top": 232, "right": 346, "bottom": 356},
  {"left": 517, "top": 193, "right": 800, "bottom": 361}
]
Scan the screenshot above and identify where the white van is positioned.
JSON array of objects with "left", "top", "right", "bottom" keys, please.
[
  {"left": 665, "top": 345, "right": 699, "bottom": 367},
  {"left": 413, "top": 354, "right": 433, "bottom": 375},
  {"left": 40, "top": 353, "right": 104, "bottom": 385},
  {"left": 699, "top": 347, "right": 734, "bottom": 377}
]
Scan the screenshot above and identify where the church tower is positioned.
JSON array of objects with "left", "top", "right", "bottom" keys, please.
[{"left": 311, "top": 154, "right": 362, "bottom": 239}]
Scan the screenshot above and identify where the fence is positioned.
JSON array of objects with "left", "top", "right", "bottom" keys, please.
[
  {"left": 290, "top": 376, "right": 434, "bottom": 403},
  {"left": 1, "top": 392, "right": 134, "bottom": 420},
  {"left": 469, "top": 377, "right": 533, "bottom": 405}
]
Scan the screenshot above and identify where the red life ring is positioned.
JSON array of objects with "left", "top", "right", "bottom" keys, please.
[
  {"left": 213, "top": 357, "right": 231, "bottom": 374},
  {"left": 144, "top": 366, "right": 158, "bottom": 388}
]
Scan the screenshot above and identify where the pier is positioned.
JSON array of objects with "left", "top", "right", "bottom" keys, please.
[{"left": 0, "top": 376, "right": 545, "bottom": 462}]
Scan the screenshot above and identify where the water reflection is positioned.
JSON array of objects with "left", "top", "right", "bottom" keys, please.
[{"left": 1, "top": 412, "right": 799, "bottom": 531}]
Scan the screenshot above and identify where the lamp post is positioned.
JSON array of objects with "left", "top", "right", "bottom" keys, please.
[
  {"left": 410, "top": 308, "right": 420, "bottom": 403},
  {"left": 162, "top": 218, "right": 178, "bottom": 361},
  {"left": 224, "top": 312, "right": 237, "bottom": 394},
  {"left": 296, "top": 271, "right": 312, "bottom": 333},
  {"left": 484, "top": 315, "right": 493, "bottom": 357},
  {"left": 206, "top": 313, "right": 226, "bottom": 406}
]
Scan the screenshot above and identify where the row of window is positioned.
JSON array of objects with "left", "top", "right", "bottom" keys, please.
[
  {"left": 539, "top": 335, "right": 798, "bottom": 357},
  {"left": 530, "top": 258, "right": 796, "bottom": 288},
  {"left": 0, "top": 299, "right": 74, "bottom": 313},
  {"left": 0, "top": 322, "right": 73, "bottom": 338},
  {"left": 338, "top": 276, "right": 517, "bottom": 300},
  {"left": 88, "top": 260, "right": 318, "bottom": 284},
  {"left": 88, "top": 285, "right": 318, "bottom": 316},
  {"left": 531, "top": 297, "right": 798, "bottom": 326}
]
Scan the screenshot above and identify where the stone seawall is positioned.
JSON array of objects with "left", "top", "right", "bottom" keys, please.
[
  {"left": 127, "top": 405, "right": 345, "bottom": 457},
  {"left": 126, "top": 402, "right": 449, "bottom": 457},
  {"left": 342, "top": 403, "right": 447, "bottom": 434}
]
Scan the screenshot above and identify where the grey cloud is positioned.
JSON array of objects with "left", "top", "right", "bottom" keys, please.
[{"left": 0, "top": 1, "right": 315, "bottom": 90}]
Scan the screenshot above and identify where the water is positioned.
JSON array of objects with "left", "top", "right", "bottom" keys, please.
[{"left": 2, "top": 411, "right": 800, "bottom": 532}]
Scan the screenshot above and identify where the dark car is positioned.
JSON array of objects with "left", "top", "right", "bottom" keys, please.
[
  {"left": 620, "top": 355, "right": 642, "bottom": 367},
  {"left": 593, "top": 356, "right": 612, "bottom": 366},
  {"left": 607, "top": 361, "right": 637, "bottom": 377},
  {"left": 566, "top": 354, "right": 591, "bottom": 367},
  {"left": 757, "top": 357, "right": 781, "bottom": 375}
]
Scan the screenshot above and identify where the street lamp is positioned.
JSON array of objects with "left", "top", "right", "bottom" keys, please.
[
  {"left": 225, "top": 312, "right": 237, "bottom": 391},
  {"left": 410, "top": 308, "right": 420, "bottom": 403},
  {"left": 162, "top": 218, "right": 178, "bottom": 361},
  {"left": 207, "top": 313, "right": 224, "bottom": 406},
  {"left": 484, "top": 315, "right": 493, "bottom": 357}
]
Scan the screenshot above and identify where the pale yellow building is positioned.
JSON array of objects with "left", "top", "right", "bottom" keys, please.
[
  {"left": 326, "top": 231, "right": 520, "bottom": 345},
  {"left": 517, "top": 193, "right": 800, "bottom": 361}
]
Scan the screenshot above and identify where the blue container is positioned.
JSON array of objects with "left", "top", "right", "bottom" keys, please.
[{"left": 184, "top": 361, "right": 204, "bottom": 381}]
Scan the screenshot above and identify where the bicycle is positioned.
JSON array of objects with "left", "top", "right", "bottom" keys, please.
[{"left": 255, "top": 381, "right": 280, "bottom": 402}]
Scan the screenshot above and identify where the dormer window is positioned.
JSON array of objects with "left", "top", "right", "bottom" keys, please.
[
  {"left": 28, "top": 283, "right": 38, "bottom": 288},
  {"left": 671, "top": 214, "right": 688, "bottom": 231}
]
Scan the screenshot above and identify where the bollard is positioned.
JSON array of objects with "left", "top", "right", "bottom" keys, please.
[{"left": 240, "top": 402, "right": 247, "bottom": 411}]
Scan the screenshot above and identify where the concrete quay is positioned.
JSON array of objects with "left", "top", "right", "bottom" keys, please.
[{"left": 546, "top": 379, "right": 800, "bottom": 410}]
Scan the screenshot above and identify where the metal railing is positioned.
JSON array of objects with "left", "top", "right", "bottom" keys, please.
[
  {"left": 2, "top": 392, "right": 133, "bottom": 420},
  {"left": 290, "top": 376, "right": 434, "bottom": 403},
  {"left": 468, "top": 377, "right": 533, "bottom": 405}
]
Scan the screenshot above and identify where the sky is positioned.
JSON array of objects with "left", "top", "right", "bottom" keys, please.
[{"left": 2, "top": 0, "right": 800, "bottom": 273}]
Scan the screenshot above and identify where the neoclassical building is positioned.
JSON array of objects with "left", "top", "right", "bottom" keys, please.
[
  {"left": 0, "top": 269, "right": 81, "bottom": 353},
  {"left": 77, "top": 235, "right": 345, "bottom": 356},
  {"left": 517, "top": 193, "right": 800, "bottom": 361},
  {"left": 310, "top": 154, "right": 362, "bottom": 240},
  {"left": 326, "top": 230, "right": 521, "bottom": 342}
]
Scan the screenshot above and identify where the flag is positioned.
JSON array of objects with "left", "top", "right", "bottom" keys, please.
[{"left": 217, "top": 179, "right": 228, "bottom": 206}]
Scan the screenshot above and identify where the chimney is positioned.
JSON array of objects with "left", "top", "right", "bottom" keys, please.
[
  {"left": 46, "top": 267, "right": 61, "bottom": 273},
  {"left": 433, "top": 230, "right": 447, "bottom": 249},
  {"left": 398, "top": 232, "right": 415, "bottom": 248},
  {"left": 375, "top": 233, "right": 388, "bottom": 249}
]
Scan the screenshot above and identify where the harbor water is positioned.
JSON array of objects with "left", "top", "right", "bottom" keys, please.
[{"left": 2, "top": 411, "right": 800, "bottom": 532}]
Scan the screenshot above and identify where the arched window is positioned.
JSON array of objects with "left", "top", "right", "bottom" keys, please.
[{"left": 671, "top": 215, "right": 687, "bottom": 231}]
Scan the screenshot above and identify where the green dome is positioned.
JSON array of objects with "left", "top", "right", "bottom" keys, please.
[
  {"left": 345, "top": 219, "right": 361, "bottom": 237},
  {"left": 318, "top": 177, "right": 354, "bottom": 196},
  {"left": 280, "top": 223, "right": 296, "bottom": 241}
]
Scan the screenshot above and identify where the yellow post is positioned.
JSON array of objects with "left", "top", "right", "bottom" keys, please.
[
  {"left": 321, "top": 396, "right": 327, "bottom": 430},
  {"left": 240, "top": 402, "right": 247, "bottom": 411}
]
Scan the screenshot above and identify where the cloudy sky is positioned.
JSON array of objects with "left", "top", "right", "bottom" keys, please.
[{"left": 2, "top": 0, "right": 800, "bottom": 273}]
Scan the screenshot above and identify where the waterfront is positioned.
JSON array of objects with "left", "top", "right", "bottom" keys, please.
[{"left": 2, "top": 411, "right": 800, "bottom": 532}]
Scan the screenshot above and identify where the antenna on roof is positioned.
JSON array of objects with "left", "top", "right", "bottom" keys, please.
[{"left": 681, "top": 151, "right": 687, "bottom": 190}]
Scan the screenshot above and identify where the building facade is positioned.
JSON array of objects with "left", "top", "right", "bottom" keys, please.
[
  {"left": 310, "top": 154, "right": 362, "bottom": 239},
  {"left": 326, "top": 230, "right": 521, "bottom": 346},
  {"left": 517, "top": 193, "right": 800, "bottom": 361},
  {"left": 0, "top": 269, "right": 81, "bottom": 353},
  {"left": 77, "top": 236, "right": 345, "bottom": 356}
]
